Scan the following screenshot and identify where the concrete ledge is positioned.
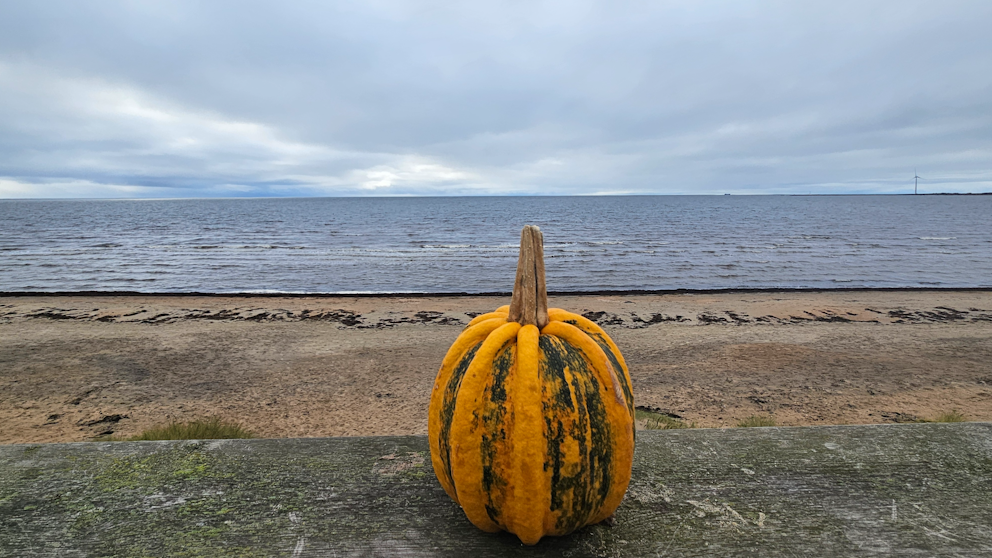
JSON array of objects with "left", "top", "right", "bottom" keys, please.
[{"left": 2, "top": 423, "right": 991, "bottom": 556}]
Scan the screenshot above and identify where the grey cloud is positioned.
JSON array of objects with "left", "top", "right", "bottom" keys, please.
[{"left": 1, "top": 1, "right": 991, "bottom": 197}]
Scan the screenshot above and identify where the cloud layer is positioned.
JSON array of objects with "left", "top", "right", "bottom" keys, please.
[{"left": 1, "top": 1, "right": 991, "bottom": 197}]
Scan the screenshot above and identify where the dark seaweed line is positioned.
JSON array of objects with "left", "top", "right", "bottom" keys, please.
[{"left": 12, "top": 306, "right": 992, "bottom": 327}]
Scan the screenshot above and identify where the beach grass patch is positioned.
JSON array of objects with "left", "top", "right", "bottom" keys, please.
[
  {"left": 737, "top": 415, "right": 776, "bottom": 428},
  {"left": 931, "top": 410, "right": 967, "bottom": 423},
  {"left": 635, "top": 408, "right": 695, "bottom": 430},
  {"left": 104, "top": 417, "right": 256, "bottom": 441}
]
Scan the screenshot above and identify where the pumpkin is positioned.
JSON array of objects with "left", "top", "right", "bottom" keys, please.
[{"left": 428, "top": 225, "right": 635, "bottom": 545}]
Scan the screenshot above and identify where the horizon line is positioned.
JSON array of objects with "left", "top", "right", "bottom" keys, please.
[{"left": 3, "top": 192, "right": 991, "bottom": 202}]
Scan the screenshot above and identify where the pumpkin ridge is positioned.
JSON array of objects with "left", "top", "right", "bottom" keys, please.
[
  {"left": 542, "top": 322, "right": 626, "bottom": 409},
  {"left": 548, "top": 309, "right": 632, "bottom": 378},
  {"left": 467, "top": 311, "right": 508, "bottom": 328},
  {"left": 432, "top": 317, "right": 507, "bottom": 400},
  {"left": 481, "top": 340, "right": 515, "bottom": 527},
  {"left": 435, "top": 340, "right": 484, "bottom": 497},
  {"left": 504, "top": 324, "right": 547, "bottom": 544},
  {"left": 547, "top": 309, "right": 635, "bottom": 415},
  {"left": 449, "top": 321, "right": 521, "bottom": 532},
  {"left": 430, "top": 317, "right": 507, "bottom": 498},
  {"left": 562, "top": 341, "right": 598, "bottom": 534},
  {"left": 538, "top": 334, "right": 608, "bottom": 533},
  {"left": 542, "top": 321, "right": 634, "bottom": 525},
  {"left": 591, "top": 334, "right": 634, "bottom": 413}
]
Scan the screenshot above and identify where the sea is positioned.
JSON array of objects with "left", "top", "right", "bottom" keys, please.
[{"left": 1, "top": 195, "right": 990, "bottom": 294}]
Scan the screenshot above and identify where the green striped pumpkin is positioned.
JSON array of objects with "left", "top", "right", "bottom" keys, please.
[{"left": 428, "top": 226, "right": 635, "bottom": 545}]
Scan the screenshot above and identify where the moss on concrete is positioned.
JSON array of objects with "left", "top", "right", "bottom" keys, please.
[{"left": 1, "top": 425, "right": 991, "bottom": 556}]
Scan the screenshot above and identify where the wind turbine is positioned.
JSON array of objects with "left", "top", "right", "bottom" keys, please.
[{"left": 914, "top": 169, "right": 922, "bottom": 194}]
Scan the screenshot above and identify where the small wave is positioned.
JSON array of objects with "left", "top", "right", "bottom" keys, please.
[
  {"left": 919, "top": 237, "right": 956, "bottom": 240},
  {"left": 237, "top": 289, "right": 322, "bottom": 294},
  {"left": 323, "top": 290, "right": 423, "bottom": 295},
  {"left": 238, "top": 245, "right": 306, "bottom": 250}
]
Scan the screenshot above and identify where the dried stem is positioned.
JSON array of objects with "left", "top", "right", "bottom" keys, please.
[{"left": 507, "top": 225, "right": 549, "bottom": 328}]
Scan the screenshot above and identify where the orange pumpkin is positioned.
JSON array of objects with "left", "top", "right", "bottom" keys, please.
[{"left": 428, "top": 225, "right": 635, "bottom": 544}]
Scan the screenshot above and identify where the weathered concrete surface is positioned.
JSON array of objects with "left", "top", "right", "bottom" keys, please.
[{"left": 1, "top": 423, "right": 991, "bottom": 557}]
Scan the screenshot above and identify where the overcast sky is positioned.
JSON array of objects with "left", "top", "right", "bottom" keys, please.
[{"left": 1, "top": 1, "right": 990, "bottom": 198}]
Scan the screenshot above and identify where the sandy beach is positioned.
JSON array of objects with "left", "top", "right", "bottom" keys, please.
[{"left": 1, "top": 290, "right": 990, "bottom": 444}]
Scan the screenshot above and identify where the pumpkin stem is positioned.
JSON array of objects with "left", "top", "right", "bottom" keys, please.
[{"left": 508, "top": 225, "right": 549, "bottom": 329}]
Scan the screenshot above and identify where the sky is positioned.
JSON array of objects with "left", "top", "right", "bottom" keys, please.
[{"left": 1, "top": 1, "right": 991, "bottom": 198}]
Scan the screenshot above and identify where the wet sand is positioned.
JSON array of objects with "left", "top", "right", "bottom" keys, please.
[{"left": 1, "top": 290, "right": 991, "bottom": 443}]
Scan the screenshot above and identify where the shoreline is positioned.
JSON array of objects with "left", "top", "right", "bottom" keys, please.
[
  {"left": 2, "top": 286, "right": 991, "bottom": 298},
  {"left": 2, "top": 290, "right": 991, "bottom": 443}
]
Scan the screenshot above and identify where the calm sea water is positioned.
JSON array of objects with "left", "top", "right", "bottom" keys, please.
[{"left": 1, "top": 196, "right": 990, "bottom": 293}]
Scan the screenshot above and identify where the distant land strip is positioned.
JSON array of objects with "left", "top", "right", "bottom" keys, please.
[{"left": 787, "top": 192, "right": 992, "bottom": 196}]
